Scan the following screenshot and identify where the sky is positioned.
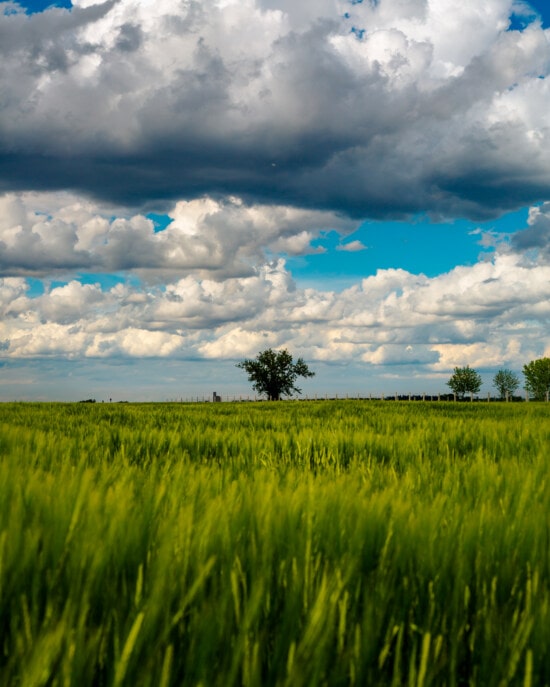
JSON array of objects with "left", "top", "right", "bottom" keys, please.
[{"left": 1, "top": 0, "right": 550, "bottom": 401}]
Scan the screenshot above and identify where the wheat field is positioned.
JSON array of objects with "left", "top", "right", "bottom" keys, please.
[{"left": 0, "top": 400, "right": 549, "bottom": 686}]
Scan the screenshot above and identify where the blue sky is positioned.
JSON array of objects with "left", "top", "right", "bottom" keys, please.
[
  {"left": 287, "top": 209, "right": 528, "bottom": 288},
  {"left": 17, "top": 0, "right": 71, "bottom": 10},
  {"left": 1, "top": 0, "right": 550, "bottom": 400}
]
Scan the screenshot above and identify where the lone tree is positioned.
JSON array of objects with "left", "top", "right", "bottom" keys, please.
[
  {"left": 493, "top": 369, "right": 519, "bottom": 400},
  {"left": 236, "top": 348, "right": 315, "bottom": 401},
  {"left": 447, "top": 365, "right": 482, "bottom": 400},
  {"left": 523, "top": 357, "right": 550, "bottom": 400}
]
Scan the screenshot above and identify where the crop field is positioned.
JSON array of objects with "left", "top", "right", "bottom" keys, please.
[{"left": 1, "top": 400, "right": 550, "bottom": 686}]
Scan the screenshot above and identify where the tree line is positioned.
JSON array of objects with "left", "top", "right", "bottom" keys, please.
[
  {"left": 238, "top": 348, "right": 550, "bottom": 402},
  {"left": 448, "top": 358, "right": 550, "bottom": 400}
]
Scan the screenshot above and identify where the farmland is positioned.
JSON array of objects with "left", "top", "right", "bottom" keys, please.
[{"left": 1, "top": 400, "right": 549, "bottom": 686}]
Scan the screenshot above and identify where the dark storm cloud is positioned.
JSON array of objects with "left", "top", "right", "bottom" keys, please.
[{"left": 0, "top": 0, "right": 549, "bottom": 218}]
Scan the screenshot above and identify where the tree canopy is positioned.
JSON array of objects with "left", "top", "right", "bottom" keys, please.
[
  {"left": 493, "top": 369, "right": 519, "bottom": 400},
  {"left": 523, "top": 358, "right": 550, "bottom": 401},
  {"left": 446, "top": 365, "right": 482, "bottom": 399},
  {"left": 236, "top": 348, "right": 315, "bottom": 401}
]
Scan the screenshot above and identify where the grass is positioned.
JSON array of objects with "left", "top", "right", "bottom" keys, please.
[{"left": 0, "top": 400, "right": 549, "bottom": 685}]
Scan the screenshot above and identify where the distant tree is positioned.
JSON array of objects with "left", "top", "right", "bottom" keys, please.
[
  {"left": 523, "top": 357, "right": 550, "bottom": 400},
  {"left": 446, "top": 365, "right": 482, "bottom": 400},
  {"left": 493, "top": 369, "right": 519, "bottom": 400},
  {"left": 236, "top": 348, "right": 315, "bottom": 401}
]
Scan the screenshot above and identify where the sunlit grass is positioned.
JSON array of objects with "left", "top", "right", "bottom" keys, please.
[{"left": 0, "top": 400, "right": 549, "bottom": 685}]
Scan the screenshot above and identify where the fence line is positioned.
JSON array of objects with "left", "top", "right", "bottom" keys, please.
[{"left": 169, "top": 391, "right": 549, "bottom": 403}]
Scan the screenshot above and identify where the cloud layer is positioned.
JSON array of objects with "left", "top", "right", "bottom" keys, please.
[
  {"left": 2, "top": 210, "right": 550, "bottom": 375},
  {"left": 0, "top": 0, "right": 549, "bottom": 217},
  {"left": 0, "top": 192, "right": 355, "bottom": 278}
]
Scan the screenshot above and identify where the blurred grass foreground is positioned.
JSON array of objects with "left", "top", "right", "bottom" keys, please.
[{"left": 1, "top": 400, "right": 549, "bottom": 686}]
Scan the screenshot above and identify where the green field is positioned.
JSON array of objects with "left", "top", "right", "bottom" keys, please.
[{"left": 1, "top": 400, "right": 549, "bottom": 686}]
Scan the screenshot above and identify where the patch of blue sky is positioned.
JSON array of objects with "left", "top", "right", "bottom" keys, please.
[
  {"left": 350, "top": 27, "right": 366, "bottom": 40},
  {"left": 25, "top": 273, "right": 137, "bottom": 298},
  {"left": 528, "top": 0, "right": 550, "bottom": 27},
  {"left": 12, "top": 0, "right": 71, "bottom": 13},
  {"left": 77, "top": 273, "right": 136, "bottom": 291},
  {"left": 286, "top": 208, "right": 528, "bottom": 290},
  {"left": 48, "top": 279, "right": 71, "bottom": 291},
  {"left": 25, "top": 277, "right": 45, "bottom": 298},
  {"left": 509, "top": 0, "right": 550, "bottom": 30},
  {"left": 146, "top": 212, "right": 173, "bottom": 233}
]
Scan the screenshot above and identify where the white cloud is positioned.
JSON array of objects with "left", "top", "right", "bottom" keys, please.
[
  {"left": 0, "top": 192, "right": 356, "bottom": 278},
  {"left": 336, "top": 240, "right": 367, "bottom": 252},
  {"left": 2, "top": 244, "right": 550, "bottom": 378},
  {"left": 85, "top": 329, "right": 184, "bottom": 357},
  {"left": 39, "top": 281, "right": 105, "bottom": 323},
  {"left": 431, "top": 341, "right": 518, "bottom": 370}
]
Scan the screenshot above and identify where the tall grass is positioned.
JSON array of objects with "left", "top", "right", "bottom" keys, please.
[{"left": 0, "top": 401, "right": 549, "bottom": 685}]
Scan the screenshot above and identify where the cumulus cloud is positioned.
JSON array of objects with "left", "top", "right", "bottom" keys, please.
[
  {"left": 2, "top": 250, "right": 550, "bottom": 375},
  {"left": 0, "top": 0, "right": 549, "bottom": 217},
  {"left": 337, "top": 240, "right": 367, "bottom": 252},
  {"left": 0, "top": 191, "right": 356, "bottom": 277}
]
